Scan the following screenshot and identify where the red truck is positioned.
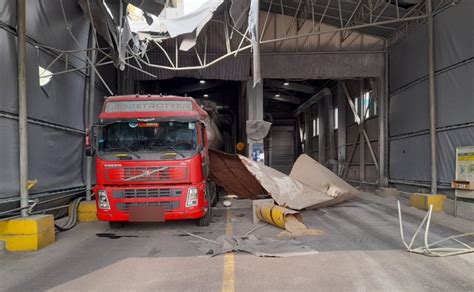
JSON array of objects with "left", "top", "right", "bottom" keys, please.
[{"left": 85, "top": 95, "right": 217, "bottom": 228}]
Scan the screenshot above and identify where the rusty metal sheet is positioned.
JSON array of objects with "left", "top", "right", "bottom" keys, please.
[
  {"left": 209, "top": 150, "right": 267, "bottom": 199},
  {"left": 128, "top": 206, "right": 165, "bottom": 222}
]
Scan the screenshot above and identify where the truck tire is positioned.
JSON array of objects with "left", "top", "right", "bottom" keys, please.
[
  {"left": 109, "top": 221, "right": 125, "bottom": 229},
  {"left": 198, "top": 189, "right": 212, "bottom": 226},
  {"left": 198, "top": 207, "right": 211, "bottom": 226},
  {"left": 211, "top": 183, "right": 218, "bottom": 207}
]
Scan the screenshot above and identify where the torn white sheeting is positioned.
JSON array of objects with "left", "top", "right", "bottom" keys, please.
[
  {"left": 179, "top": 30, "right": 199, "bottom": 51},
  {"left": 162, "top": 0, "right": 223, "bottom": 38},
  {"left": 248, "top": 0, "right": 261, "bottom": 86},
  {"left": 240, "top": 154, "right": 360, "bottom": 210},
  {"left": 246, "top": 120, "right": 272, "bottom": 141},
  {"left": 118, "top": 18, "right": 134, "bottom": 70}
]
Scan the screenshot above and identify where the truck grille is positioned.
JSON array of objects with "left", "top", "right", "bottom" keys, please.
[
  {"left": 107, "top": 166, "right": 188, "bottom": 182},
  {"left": 116, "top": 201, "right": 179, "bottom": 212},
  {"left": 112, "top": 188, "right": 182, "bottom": 199}
]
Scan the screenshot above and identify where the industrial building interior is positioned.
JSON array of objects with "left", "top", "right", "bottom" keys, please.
[{"left": 0, "top": 0, "right": 473, "bottom": 291}]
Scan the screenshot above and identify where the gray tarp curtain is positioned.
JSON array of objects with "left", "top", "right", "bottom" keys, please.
[
  {"left": 388, "top": 0, "right": 474, "bottom": 188},
  {"left": 0, "top": 0, "right": 105, "bottom": 200}
]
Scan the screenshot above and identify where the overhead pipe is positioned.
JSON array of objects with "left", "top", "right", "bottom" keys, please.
[{"left": 17, "top": 0, "right": 29, "bottom": 217}]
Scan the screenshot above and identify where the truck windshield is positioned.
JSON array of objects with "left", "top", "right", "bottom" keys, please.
[{"left": 98, "top": 121, "right": 198, "bottom": 160}]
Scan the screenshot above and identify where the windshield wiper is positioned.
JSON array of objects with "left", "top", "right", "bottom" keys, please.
[
  {"left": 106, "top": 147, "right": 141, "bottom": 158},
  {"left": 161, "top": 145, "right": 185, "bottom": 158}
]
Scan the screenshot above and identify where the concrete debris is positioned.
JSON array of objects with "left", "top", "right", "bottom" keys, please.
[
  {"left": 222, "top": 200, "right": 232, "bottom": 207},
  {"left": 193, "top": 234, "right": 318, "bottom": 258}
]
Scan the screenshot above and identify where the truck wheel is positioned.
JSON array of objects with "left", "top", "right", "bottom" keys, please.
[
  {"left": 109, "top": 221, "right": 125, "bottom": 229},
  {"left": 211, "top": 183, "right": 218, "bottom": 207},
  {"left": 197, "top": 207, "right": 211, "bottom": 226},
  {"left": 198, "top": 188, "right": 212, "bottom": 227}
]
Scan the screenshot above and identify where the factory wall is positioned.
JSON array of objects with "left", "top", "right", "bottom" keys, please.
[
  {"left": 388, "top": 0, "right": 474, "bottom": 193},
  {"left": 0, "top": 0, "right": 109, "bottom": 203}
]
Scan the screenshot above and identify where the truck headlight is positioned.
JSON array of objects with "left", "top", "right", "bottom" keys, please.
[
  {"left": 98, "top": 190, "right": 110, "bottom": 210},
  {"left": 186, "top": 187, "right": 198, "bottom": 207}
]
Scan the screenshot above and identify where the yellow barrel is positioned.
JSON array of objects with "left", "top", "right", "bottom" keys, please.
[{"left": 255, "top": 203, "right": 302, "bottom": 230}]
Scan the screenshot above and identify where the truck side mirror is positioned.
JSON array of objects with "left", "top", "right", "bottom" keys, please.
[
  {"left": 85, "top": 125, "right": 99, "bottom": 156},
  {"left": 85, "top": 145, "right": 95, "bottom": 156}
]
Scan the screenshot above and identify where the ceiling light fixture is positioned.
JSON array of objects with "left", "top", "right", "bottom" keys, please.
[
  {"left": 275, "top": 94, "right": 281, "bottom": 98},
  {"left": 203, "top": 94, "right": 209, "bottom": 98},
  {"left": 199, "top": 80, "right": 206, "bottom": 84},
  {"left": 283, "top": 82, "right": 290, "bottom": 86}
]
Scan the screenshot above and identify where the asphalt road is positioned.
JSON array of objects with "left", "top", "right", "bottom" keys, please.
[{"left": 1, "top": 193, "right": 473, "bottom": 291}]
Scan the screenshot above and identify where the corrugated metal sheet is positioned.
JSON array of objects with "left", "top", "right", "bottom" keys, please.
[
  {"left": 129, "top": 50, "right": 384, "bottom": 80},
  {"left": 261, "top": 52, "right": 384, "bottom": 79},
  {"left": 127, "top": 53, "right": 251, "bottom": 80}
]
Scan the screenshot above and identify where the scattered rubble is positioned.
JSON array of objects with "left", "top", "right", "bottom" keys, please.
[
  {"left": 279, "top": 215, "right": 324, "bottom": 237},
  {"left": 190, "top": 233, "right": 319, "bottom": 258}
]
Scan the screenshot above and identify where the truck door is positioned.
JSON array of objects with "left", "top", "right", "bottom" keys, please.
[{"left": 200, "top": 122, "right": 209, "bottom": 178}]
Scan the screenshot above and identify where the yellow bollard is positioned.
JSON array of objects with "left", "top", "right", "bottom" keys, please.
[{"left": 253, "top": 200, "right": 303, "bottom": 230}]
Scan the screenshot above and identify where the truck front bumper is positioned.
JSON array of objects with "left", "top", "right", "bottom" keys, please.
[
  {"left": 97, "top": 208, "right": 206, "bottom": 222},
  {"left": 94, "top": 183, "right": 208, "bottom": 222}
]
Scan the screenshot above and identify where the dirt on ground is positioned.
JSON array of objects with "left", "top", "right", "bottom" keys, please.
[{"left": 281, "top": 214, "right": 324, "bottom": 236}]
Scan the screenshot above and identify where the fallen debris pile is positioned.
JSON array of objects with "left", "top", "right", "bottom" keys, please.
[
  {"left": 209, "top": 150, "right": 360, "bottom": 210},
  {"left": 190, "top": 233, "right": 319, "bottom": 258}
]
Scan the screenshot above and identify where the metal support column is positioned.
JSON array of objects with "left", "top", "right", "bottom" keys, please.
[
  {"left": 359, "top": 80, "right": 365, "bottom": 183},
  {"left": 337, "top": 81, "right": 347, "bottom": 176},
  {"left": 17, "top": 0, "right": 29, "bottom": 217},
  {"left": 427, "top": 0, "right": 437, "bottom": 194},
  {"left": 304, "top": 110, "right": 311, "bottom": 155},
  {"left": 378, "top": 74, "right": 387, "bottom": 187},
  {"left": 380, "top": 42, "right": 389, "bottom": 187},
  {"left": 246, "top": 79, "right": 264, "bottom": 160},
  {"left": 85, "top": 27, "right": 97, "bottom": 201},
  {"left": 318, "top": 103, "right": 326, "bottom": 165},
  {"left": 326, "top": 92, "right": 336, "bottom": 172}
]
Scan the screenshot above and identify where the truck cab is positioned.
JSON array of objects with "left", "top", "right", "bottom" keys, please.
[{"left": 86, "top": 95, "right": 215, "bottom": 227}]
